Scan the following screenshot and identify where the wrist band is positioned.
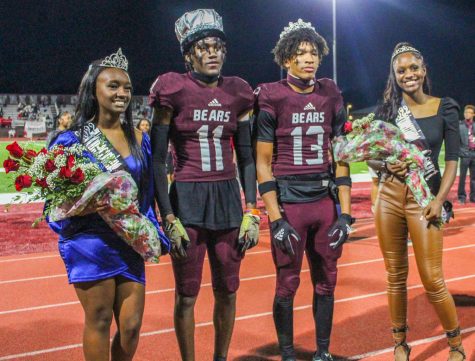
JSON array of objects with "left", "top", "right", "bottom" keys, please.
[
  {"left": 258, "top": 180, "right": 277, "bottom": 196},
  {"left": 244, "top": 208, "right": 260, "bottom": 216},
  {"left": 335, "top": 176, "right": 352, "bottom": 187}
]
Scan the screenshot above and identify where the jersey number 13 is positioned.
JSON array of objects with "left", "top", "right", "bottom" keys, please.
[{"left": 291, "top": 126, "right": 324, "bottom": 165}]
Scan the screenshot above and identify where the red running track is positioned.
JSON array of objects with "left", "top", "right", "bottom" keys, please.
[{"left": 1, "top": 212, "right": 475, "bottom": 360}]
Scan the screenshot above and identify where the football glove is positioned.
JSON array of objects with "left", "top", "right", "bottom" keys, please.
[
  {"left": 270, "top": 218, "right": 301, "bottom": 256},
  {"left": 165, "top": 218, "right": 190, "bottom": 259},
  {"left": 328, "top": 213, "right": 353, "bottom": 249},
  {"left": 238, "top": 211, "right": 261, "bottom": 253}
]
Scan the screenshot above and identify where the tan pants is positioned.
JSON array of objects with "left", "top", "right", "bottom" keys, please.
[{"left": 374, "top": 175, "right": 459, "bottom": 332}]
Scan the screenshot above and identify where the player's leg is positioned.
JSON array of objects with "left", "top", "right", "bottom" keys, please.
[
  {"left": 207, "top": 228, "right": 242, "bottom": 361},
  {"left": 172, "top": 226, "right": 208, "bottom": 361}
]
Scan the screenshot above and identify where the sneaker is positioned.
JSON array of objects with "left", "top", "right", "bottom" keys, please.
[
  {"left": 458, "top": 198, "right": 466, "bottom": 205},
  {"left": 313, "top": 351, "right": 334, "bottom": 361}
]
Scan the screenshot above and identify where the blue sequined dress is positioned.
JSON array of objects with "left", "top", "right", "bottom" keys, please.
[{"left": 47, "top": 131, "right": 170, "bottom": 285}]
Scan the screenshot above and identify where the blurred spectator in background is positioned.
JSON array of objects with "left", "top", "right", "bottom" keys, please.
[
  {"left": 458, "top": 104, "right": 475, "bottom": 204},
  {"left": 136, "top": 118, "right": 151, "bottom": 134},
  {"left": 40, "top": 95, "right": 49, "bottom": 107},
  {"left": 46, "top": 111, "right": 72, "bottom": 146}
]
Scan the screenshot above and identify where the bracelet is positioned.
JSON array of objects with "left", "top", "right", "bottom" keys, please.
[{"left": 244, "top": 208, "right": 260, "bottom": 216}]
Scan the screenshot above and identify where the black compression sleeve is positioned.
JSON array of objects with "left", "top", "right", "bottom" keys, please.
[
  {"left": 151, "top": 124, "right": 174, "bottom": 217},
  {"left": 234, "top": 120, "right": 257, "bottom": 204},
  {"left": 331, "top": 107, "right": 347, "bottom": 138},
  {"left": 256, "top": 110, "right": 277, "bottom": 142}
]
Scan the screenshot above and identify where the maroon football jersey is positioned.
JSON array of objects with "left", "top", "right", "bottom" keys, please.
[
  {"left": 149, "top": 72, "right": 253, "bottom": 182},
  {"left": 256, "top": 78, "right": 344, "bottom": 177}
]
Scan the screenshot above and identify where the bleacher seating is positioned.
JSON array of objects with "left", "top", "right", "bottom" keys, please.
[{"left": 0, "top": 94, "right": 151, "bottom": 134}]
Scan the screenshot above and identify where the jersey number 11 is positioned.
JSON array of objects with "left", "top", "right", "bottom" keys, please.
[{"left": 197, "top": 125, "right": 224, "bottom": 172}]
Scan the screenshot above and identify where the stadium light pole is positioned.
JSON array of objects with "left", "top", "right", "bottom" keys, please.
[{"left": 332, "top": 0, "right": 337, "bottom": 84}]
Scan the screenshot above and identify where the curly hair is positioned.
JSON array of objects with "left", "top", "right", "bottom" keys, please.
[
  {"left": 376, "top": 42, "right": 431, "bottom": 122},
  {"left": 272, "top": 28, "right": 329, "bottom": 68}
]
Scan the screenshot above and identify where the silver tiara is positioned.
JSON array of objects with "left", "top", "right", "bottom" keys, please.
[
  {"left": 391, "top": 45, "right": 420, "bottom": 60},
  {"left": 99, "top": 48, "right": 128, "bottom": 71},
  {"left": 279, "top": 19, "right": 316, "bottom": 39}
]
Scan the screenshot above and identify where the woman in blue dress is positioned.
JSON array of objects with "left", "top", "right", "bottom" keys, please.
[{"left": 48, "top": 49, "right": 170, "bottom": 361}]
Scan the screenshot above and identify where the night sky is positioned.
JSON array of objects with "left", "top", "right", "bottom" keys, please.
[{"left": 1, "top": 0, "right": 474, "bottom": 110}]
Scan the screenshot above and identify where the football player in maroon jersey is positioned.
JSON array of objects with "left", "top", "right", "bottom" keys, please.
[
  {"left": 255, "top": 19, "right": 352, "bottom": 361},
  {"left": 149, "top": 9, "right": 259, "bottom": 361}
]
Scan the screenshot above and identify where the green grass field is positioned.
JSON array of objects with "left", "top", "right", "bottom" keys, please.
[
  {"left": 0, "top": 141, "right": 448, "bottom": 193},
  {"left": 1, "top": 141, "right": 46, "bottom": 193}
]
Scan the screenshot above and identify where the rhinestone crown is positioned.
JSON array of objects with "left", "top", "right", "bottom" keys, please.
[
  {"left": 391, "top": 45, "right": 420, "bottom": 61},
  {"left": 279, "top": 19, "right": 316, "bottom": 39},
  {"left": 99, "top": 48, "right": 128, "bottom": 71}
]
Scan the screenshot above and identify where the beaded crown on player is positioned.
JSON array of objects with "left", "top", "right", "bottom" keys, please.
[
  {"left": 279, "top": 18, "right": 316, "bottom": 39},
  {"left": 175, "top": 9, "right": 226, "bottom": 53}
]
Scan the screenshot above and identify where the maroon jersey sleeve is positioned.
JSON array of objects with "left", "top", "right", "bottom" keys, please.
[
  {"left": 229, "top": 77, "right": 254, "bottom": 118},
  {"left": 255, "top": 83, "right": 277, "bottom": 118},
  {"left": 148, "top": 72, "right": 185, "bottom": 110},
  {"left": 318, "top": 78, "right": 346, "bottom": 138}
]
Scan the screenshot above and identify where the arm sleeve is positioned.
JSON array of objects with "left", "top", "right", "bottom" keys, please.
[
  {"left": 234, "top": 119, "right": 257, "bottom": 204},
  {"left": 151, "top": 124, "right": 174, "bottom": 217},
  {"left": 140, "top": 133, "right": 172, "bottom": 252},
  {"left": 330, "top": 81, "right": 347, "bottom": 138},
  {"left": 256, "top": 110, "right": 277, "bottom": 143},
  {"left": 442, "top": 97, "right": 461, "bottom": 161},
  {"left": 331, "top": 107, "right": 347, "bottom": 138}
]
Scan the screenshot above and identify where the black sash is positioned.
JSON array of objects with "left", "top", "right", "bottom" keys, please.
[
  {"left": 395, "top": 100, "right": 438, "bottom": 182},
  {"left": 75, "top": 122, "right": 127, "bottom": 172}
]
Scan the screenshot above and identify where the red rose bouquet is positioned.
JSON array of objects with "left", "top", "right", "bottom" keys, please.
[
  {"left": 4, "top": 142, "right": 101, "bottom": 204},
  {"left": 332, "top": 114, "right": 434, "bottom": 209},
  {"left": 4, "top": 141, "right": 164, "bottom": 263}
]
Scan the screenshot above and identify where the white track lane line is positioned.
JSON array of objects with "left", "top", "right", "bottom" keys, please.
[
  {"left": 0, "top": 254, "right": 58, "bottom": 263},
  {"left": 1, "top": 244, "right": 474, "bottom": 315},
  {"left": 2, "top": 207, "right": 474, "bottom": 264},
  {"left": 0, "top": 247, "right": 271, "bottom": 264},
  {"left": 348, "top": 325, "right": 475, "bottom": 360},
  {"left": 0, "top": 250, "right": 273, "bottom": 284},
  {"left": 2, "top": 242, "right": 475, "bottom": 286},
  {"left": 0, "top": 273, "right": 474, "bottom": 360}
]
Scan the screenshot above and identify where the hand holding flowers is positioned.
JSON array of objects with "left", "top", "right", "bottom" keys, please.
[
  {"left": 4, "top": 141, "right": 164, "bottom": 262},
  {"left": 332, "top": 114, "right": 434, "bottom": 209}
]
